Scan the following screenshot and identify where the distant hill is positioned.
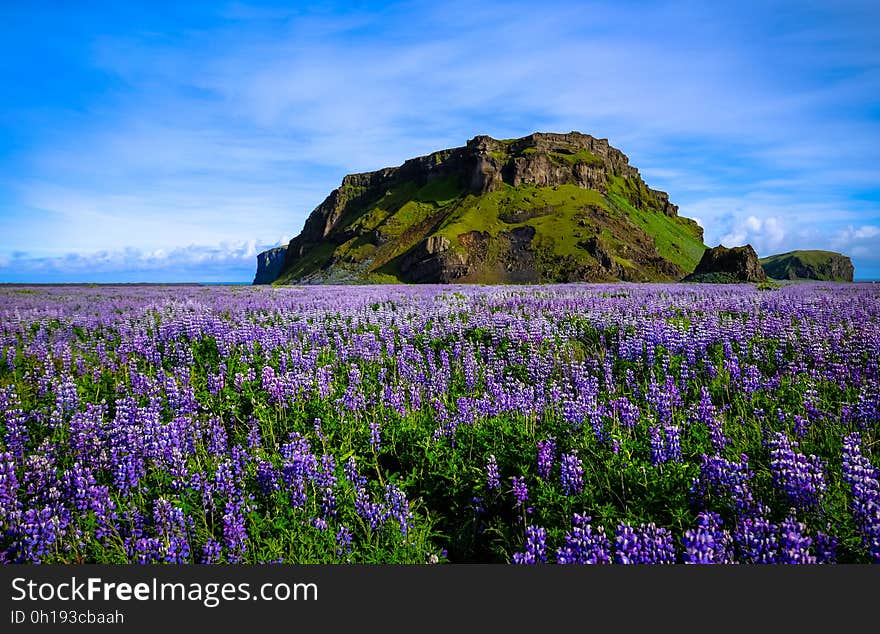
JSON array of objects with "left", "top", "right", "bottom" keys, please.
[
  {"left": 760, "top": 250, "right": 854, "bottom": 282},
  {"left": 255, "top": 132, "right": 706, "bottom": 284}
]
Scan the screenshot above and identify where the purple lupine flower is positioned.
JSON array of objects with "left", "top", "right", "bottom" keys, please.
[
  {"left": 0, "top": 452, "right": 21, "bottom": 530},
  {"left": 205, "top": 417, "right": 229, "bottom": 456},
  {"left": 315, "top": 454, "right": 338, "bottom": 518},
  {"left": 792, "top": 414, "right": 810, "bottom": 440},
  {"left": 813, "top": 526, "right": 838, "bottom": 564},
  {"left": 650, "top": 426, "right": 665, "bottom": 466},
  {"left": 664, "top": 426, "right": 682, "bottom": 462},
  {"left": 207, "top": 372, "right": 225, "bottom": 395},
  {"left": 313, "top": 418, "right": 326, "bottom": 443},
  {"left": 768, "top": 432, "right": 827, "bottom": 510},
  {"left": 132, "top": 537, "right": 164, "bottom": 564},
  {"left": 256, "top": 460, "right": 281, "bottom": 495},
  {"left": 369, "top": 418, "right": 382, "bottom": 452},
  {"left": 646, "top": 374, "right": 682, "bottom": 425},
  {"left": 650, "top": 425, "right": 681, "bottom": 465},
  {"left": 61, "top": 462, "right": 96, "bottom": 514},
  {"left": 4, "top": 401, "right": 29, "bottom": 460},
  {"left": 681, "top": 512, "right": 734, "bottom": 564},
  {"left": 691, "top": 453, "right": 757, "bottom": 516},
  {"left": 261, "top": 366, "right": 283, "bottom": 403},
  {"left": 849, "top": 389, "right": 880, "bottom": 432},
  {"left": 246, "top": 419, "right": 262, "bottom": 450},
  {"left": 511, "top": 476, "right": 528, "bottom": 508},
  {"left": 165, "top": 535, "right": 192, "bottom": 564},
  {"left": 347, "top": 459, "right": 383, "bottom": 531},
  {"left": 51, "top": 373, "right": 79, "bottom": 426},
  {"left": 537, "top": 437, "right": 556, "bottom": 480},
  {"left": 312, "top": 517, "right": 329, "bottom": 531},
  {"left": 345, "top": 456, "right": 366, "bottom": 489},
  {"left": 335, "top": 525, "right": 353, "bottom": 556},
  {"left": 776, "top": 512, "right": 816, "bottom": 564},
  {"left": 734, "top": 509, "right": 778, "bottom": 564},
  {"left": 18, "top": 504, "right": 70, "bottom": 563},
  {"left": 692, "top": 387, "right": 727, "bottom": 452},
  {"left": 354, "top": 490, "right": 384, "bottom": 531},
  {"left": 383, "top": 483, "right": 413, "bottom": 537},
  {"left": 614, "top": 522, "right": 677, "bottom": 564},
  {"left": 280, "top": 433, "right": 318, "bottom": 508},
  {"left": 201, "top": 538, "right": 222, "bottom": 564},
  {"left": 556, "top": 514, "right": 612, "bottom": 564},
  {"left": 612, "top": 396, "right": 640, "bottom": 429},
  {"left": 841, "top": 433, "right": 880, "bottom": 562},
  {"left": 560, "top": 451, "right": 584, "bottom": 495},
  {"left": 512, "top": 525, "right": 547, "bottom": 564},
  {"left": 221, "top": 499, "right": 249, "bottom": 564},
  {"left": 337, "top": 364, "right": 366, "bottom": 414},
  {"left": 486, "top": 454, "right": 500, "bottom": 491}
]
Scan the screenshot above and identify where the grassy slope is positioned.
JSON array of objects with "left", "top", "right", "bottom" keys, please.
[
  {"left": 436, "top": 184, "right": 607, "bottom": 254},
  {"left": 606, "top": 195, "right": 705, "bottom": 272},
  {"left": 275, "top": 177, "right": 465, "bottom": 284}
]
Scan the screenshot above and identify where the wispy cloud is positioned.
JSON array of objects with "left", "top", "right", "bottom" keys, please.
[
  {"left": 0, "top": 240, "right": 285, "bottom": 283},
  {"left": 830, "top": 225, "right": 880, "bottom": 266}
]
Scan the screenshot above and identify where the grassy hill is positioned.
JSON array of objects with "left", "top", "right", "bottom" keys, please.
[
  {"left": 760, "top": 250, "right": 854, "bottom": 282},
  {"left": 265, "top": 132, "right": 706, "bottom": 285}
]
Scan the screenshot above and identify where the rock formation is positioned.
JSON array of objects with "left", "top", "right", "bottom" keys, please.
[
  {"left": 682, "top": 244, "right": 767, "bottom": 283},
  {"left": 253, "top": 245, "right": 288, "bottom": 285},
  {"left": 254, "top": 132, "right": 706, "bottom": 285}
]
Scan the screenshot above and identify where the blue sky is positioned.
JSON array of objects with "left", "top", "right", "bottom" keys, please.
[{"left": 1, "top": 0, "right": 878, "bottom": 282}]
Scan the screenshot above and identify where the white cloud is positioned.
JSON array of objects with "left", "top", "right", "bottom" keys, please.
[
  {"left": 683, "top": 193, "right": 853, "bottom": 257},
  {"left": 0, "top": 241, "right": 274, "bottom": 276},
  {"left": 853, "top": 225, "right": 880, "bottom": 239},
  {"left": 831, "top": 225, "right": 880, "bottom": 250}
]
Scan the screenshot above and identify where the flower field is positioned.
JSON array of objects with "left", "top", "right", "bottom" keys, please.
[{"left": 0, "top": 283, "right": 878, "bottom": 564}]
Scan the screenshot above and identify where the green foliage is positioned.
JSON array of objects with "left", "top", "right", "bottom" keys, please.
[
  {"left": 682, "top": 272, "right": 743, "bottom": 284},
  {"left": 436, "top": 184, "right": 608, "bottom": 247},
  {"left": 547, "top": 150, "right": 604, "bottom": 167},
  {"left": 756, "top": 280, "right": 783, "bottom": 291},
  {"left": 274, "top": 242, "right": 335, "bottom": 284},
  {"left": 413, "top": 176, "right": 464, "bottom": 206}
]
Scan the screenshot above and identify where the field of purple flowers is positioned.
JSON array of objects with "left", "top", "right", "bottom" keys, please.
[{"left": 0, "top": 282, "right": 878, "bottom": 564}]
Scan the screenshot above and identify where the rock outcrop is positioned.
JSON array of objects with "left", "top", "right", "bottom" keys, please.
[
  {"left": 253, "top": 245, "right": 288, "bottom": 285},
  {"left": 254, "top": 132, "right": 706, "bottom": 285},
  {"left": 760, "top": 250, "right": 854, "bottom": 282},
  {"left": 682, "top": 244, "right": 767, "bottom": 283}
]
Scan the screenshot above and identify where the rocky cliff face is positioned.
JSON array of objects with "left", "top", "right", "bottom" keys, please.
[
  {"left": 255, "top": 132, "right": 706, "bottom": 285},
  {"left": 682, "top": 244, "right": 767, "bottom": 283},
  {"left": 760, "top": 250, "right": 854, "bottom": 282},
  {"left": 253, "top": 245, "right": 288, "bottom": 285}
]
